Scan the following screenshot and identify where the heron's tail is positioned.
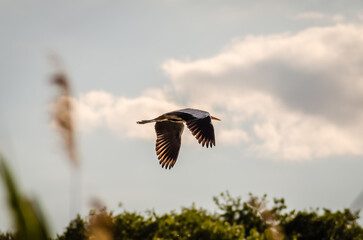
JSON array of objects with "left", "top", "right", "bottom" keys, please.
[{"left": 137, "top": 119, "right": 155, "bottom": 124}]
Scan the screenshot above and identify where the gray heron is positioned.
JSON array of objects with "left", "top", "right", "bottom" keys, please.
[{"left": 137, "top": 108, "right": 221, "bottom": 169}]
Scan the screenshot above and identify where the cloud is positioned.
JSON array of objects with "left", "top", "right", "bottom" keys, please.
[
  {"left": 162, "top": 23, "right": 363, "bottom": 125},
  {"left": 162, "top": 23, "right": 363, "bottom": 160},
  {"left": 73, "top": 22, "right": 363, "bottom": 160},
  {"left": 72, "top": 89, "right": 181, "bottom": 140}
]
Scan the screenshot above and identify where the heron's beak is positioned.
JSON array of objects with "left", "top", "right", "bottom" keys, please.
[{"left": 211, "top": 116, "right": 221, "bottom": 121}]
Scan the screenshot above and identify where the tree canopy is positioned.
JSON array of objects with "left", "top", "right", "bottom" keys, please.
[{"left": 11, "top": 191, "right": 360, "bottom": 240}]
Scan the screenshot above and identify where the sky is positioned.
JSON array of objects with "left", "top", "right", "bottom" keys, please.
[{"left": 1, "top": 0, "right": 363, "bottom": 235}]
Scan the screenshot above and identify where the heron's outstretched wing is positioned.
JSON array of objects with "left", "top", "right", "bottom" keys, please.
[
  {"left": 186, "top": 116, "right": 215, "bottom": 148},
  {"left": 155, "top": 121, "right": 184, "bottom": 169}
]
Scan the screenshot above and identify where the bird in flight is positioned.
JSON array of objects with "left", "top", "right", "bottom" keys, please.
[{"left": 137, "top": 108, "right": 221, "bottom": 169}]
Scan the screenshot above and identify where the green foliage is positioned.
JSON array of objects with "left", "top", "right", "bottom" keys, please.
[
  {"left": 214, "top": 191, "right": 363, "bottom": 240},
  {"left": 54, "top": 206, "right": 245, "bottom": 240},
  {"left": 48, "top": 192, "right": 363, "bottom": 240},
  {"left": 57, "top": 215, "right": 87, "bottom": 240},
  {"left": 2, "top": 190, "right": 362, "bottom": 240},
  {"left": 0, "top": 154, "right": 51, "bottom": 240},
  {"left": 113, "top": 211, "right": 157, "bottom": 239},
  {"left": 213, "top": 191, "right": 286, "bottom": 238},
  {"left": 149, "top": 206, "right": 244, "bottom": 240},
  {"left": 283, "top": 208, "right": 363, "bottom": 240}
]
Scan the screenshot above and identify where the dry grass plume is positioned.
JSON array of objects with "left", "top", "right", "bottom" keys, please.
[{"left": 50, "top": 71, "right": 79, "bottom": 167}]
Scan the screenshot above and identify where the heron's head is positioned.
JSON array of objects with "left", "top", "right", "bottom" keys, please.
[{"left": 211, "top": 116, "right": 221, "bottom": 121}]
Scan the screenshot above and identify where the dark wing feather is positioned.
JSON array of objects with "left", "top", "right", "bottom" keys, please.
[
  {"left": 186, "top": 116, "right": 215, "bottom": 148},
  {"left": 155, "top": 121, "right": 184, "bottom": 169}
]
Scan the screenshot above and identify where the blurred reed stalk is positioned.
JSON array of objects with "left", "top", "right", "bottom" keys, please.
[
  {"left": 49, "top": 59, "right": 82, "bottom": 220},
  {"left": 51, "top": 72, "right": 79, "bottom": 167},
  {"left": 87, "top": 199, "right": 114, "bottom": 240},
  {"left": 248, "top": 195, "right": 285, "bottom": 240}
]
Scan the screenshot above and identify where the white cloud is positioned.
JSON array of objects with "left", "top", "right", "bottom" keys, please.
[
  {"left": 72, "top": 89, "right": 181, "bottom": 140},
  {"left": 161, "top": 23, "right": 363, "bottom": 160},
  {"left": 73, "top": 22, "right": 363, "bottom": 160},
  {"left": 249, "top": 92, "right": 362, "bottom": 160},
  {"left": 162, "top": 23, "right": 363, "bottom": 123}
]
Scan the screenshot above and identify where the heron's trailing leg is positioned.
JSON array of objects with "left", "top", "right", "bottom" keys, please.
[{"left": 137, "top": 119, "right": 155, "bottom": 124}]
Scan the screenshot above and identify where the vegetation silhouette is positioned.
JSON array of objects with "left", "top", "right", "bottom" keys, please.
[
  {"left": 2, "top": 176, "right": 361, "bottom": 240},
  {"left": 56, "top": 191, "right": 363, "bottom": 240}
]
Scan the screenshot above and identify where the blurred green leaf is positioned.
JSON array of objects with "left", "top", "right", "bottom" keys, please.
[{"left": 0, "top": 154, "right": 51, "bottom": 240}]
